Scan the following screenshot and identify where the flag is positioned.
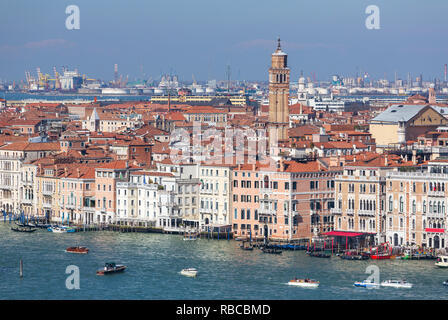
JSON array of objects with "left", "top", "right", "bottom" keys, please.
[{"left": 143, "top": 176, "right": 146, "bottom": 184}]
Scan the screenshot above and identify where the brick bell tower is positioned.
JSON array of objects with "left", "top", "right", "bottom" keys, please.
[{"left": 268, "top": 37, "right": 290, "bottom": 143}]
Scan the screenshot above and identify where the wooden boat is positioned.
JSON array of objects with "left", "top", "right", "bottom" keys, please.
[
  {"left": 261, "top": 246, "right": 282, "bottom": 254},
  {"left": 96, "top": 262, "right": 127, "bottom": 275},
  {"left": 180, "top": 268, "right": 198, "bottom": 277},
  {"left": 65, "top": 246, "right": 89, "bottom": 254},
  {"left": 240, "top": 240, "right": 254, "bottom": 251},
  {"left": 11, "top": 226, "right": 37, "bottom": 233},
  {"left": 381, "top": 279, "right": 413, "bottom": 289},
  {"left": 288, "top": 278, "right": 319, "bottom": 288},
  {"left": 307, "top": 251, "right": 331, "bottom": 258}
]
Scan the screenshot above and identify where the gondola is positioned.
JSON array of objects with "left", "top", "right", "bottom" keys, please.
[
  {"left": 306, "top": 251, "right": 331, "bottom": 258},
  {"left": 11, "top": 226, "right": 37, "bottom": 233}
]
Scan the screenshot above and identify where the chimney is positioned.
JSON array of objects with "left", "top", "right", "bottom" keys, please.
[
  {"left": 77, "top": 168, "right": 80, "bottom": 178},
  {"left": 64, "top": 167, "right": 68, "bottom": 176},
  {"left": 385, "top": 154, "right": 389, "bottom": 166}
]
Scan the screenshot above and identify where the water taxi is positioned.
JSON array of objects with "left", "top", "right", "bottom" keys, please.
[
  {"left": 435, "top": 256, "right": 448, "bottom": 268},
  {"left": 96, "top": 262, "right": 127, "bottom": 275},
  {"left": 180, "top": 268, "right": 198, "bottom": 277},
  {"left": 380, "top": 279, "right": 412, "bottom": 288},
  {"left": 65, "top": 246, "right": 89, "bottom": 254},
  {"left": 354, "top": 279, "right": 380, "bottom": 288},
  {"left": 288, "top": 278, "right": 319, "bottom": 288}
]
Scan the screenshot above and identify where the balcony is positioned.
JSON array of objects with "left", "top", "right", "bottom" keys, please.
[
  {"left": 42, "top": 189, "right": 54, "bottom": 196},
  {"left": 346, "top": 209, "right": 354, "bottom": 216},
  {"left": 428, "top": 190, "right": 444, "bottom": 197},
  {"left": 21, "top": 198, "right": 33, "bottom": 205},
  {"left": 258, "top": 207, "right": 276, "bottom": 216},
  {"left": 358, "top": 210, "right": 375, "bottom": 217},
  {"left": 331, "top": 208, "right": 342, "bottom": 215},
  {"left": 43, "top": 202, "right": 52, "bottom": 208},
  {"left": 0, "top": 184, "right": 13, "bottom": 190}
]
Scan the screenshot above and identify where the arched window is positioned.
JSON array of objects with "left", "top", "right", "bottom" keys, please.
[
  {"left": 429, "top": 201, "right": 433, "bottom": 213},
  {"left": 423, "top": 200, "right": 427, "bottom": 213},
  {"left": 389, "top": 196, "right": 393, "bottom": 212},
  {"left": 412, "top": 200, "right": 416, "bottom": 213}
]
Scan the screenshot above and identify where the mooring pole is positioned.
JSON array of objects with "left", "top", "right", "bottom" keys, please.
[{"left": 19, "top": 259, "right": 23, "bottom": 278}]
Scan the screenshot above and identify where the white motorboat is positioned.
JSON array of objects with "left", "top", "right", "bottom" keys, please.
[
  {"left": 380, "top": 279, "right": 413, "bottom": 288},
  {"left": 354, "top": 279, "right": 380, "bottom": 288},
  {"left": 180, "top": 268, "right": 198, "bottom": 277},
  {"left": 287, "top": 279, "right": 319, "bottom": 288},
  {"left": 435, "top": 256, "right": 448, "bottom": 268},
  {"left": 48, "top": 226, "right": 67, "bottom": 233}
]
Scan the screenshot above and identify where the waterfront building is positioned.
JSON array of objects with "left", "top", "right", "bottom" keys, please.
[
  {"left": 384, "top": 159, "right": 448, "bottom": 248},
  {"left": 0, "top": 142, "right": 59, "bottom": 215},
  {"left": 198, "top": 163, "right": 233, "bottom": 230},
  {"left": 35, "top": 164, "right": 61, "bottom": 222},
  {"left": 59, "top": 166, "right": 96, "bottom": 225},
  {"left": 231, "top": 159, "right": 339, "bottom": 241},
  {"left": 332, "top": 153, "right": 416, "bottom": 244},
  {"left": 94, "top": 161, "right": 133, "bottom": 224},
  {"left": 116, "top": 170, "right": 179, "bottom": 228},
  {"left": 156, "top": 160, "right": 201, "bottom": 230}
]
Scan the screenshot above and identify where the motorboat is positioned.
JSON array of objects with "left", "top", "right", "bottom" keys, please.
[
  {"left": 288, "top": 278, "right": 319, "bottom": 288},
  {"left": 96, "top": 262, "right": 127, "bottom": 275},
  {"left": 354, "top": 279, "right": 380, "bottom": 288},
  {"left": 48, "top": 226, "right": 76, "bottom": 233},
  {"left": 48, "top": 226, "right": 67, "bottom": 233},
  {"left": 65, "top": 246, "right": 89, "bottom": 254},
  {"left": 443, "top": 280, "right": 448, "bottom": 286},
  {"left": 435, "top": 256, "right": 448, "bottom": 268},
  {"left": 180, "top": 268, "right": 198, "bottom": 277},
  {"left": 380, "top": 279, "right": 413, "bottom": 288}
]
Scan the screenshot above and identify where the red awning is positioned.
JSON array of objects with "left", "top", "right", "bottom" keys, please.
[
  {"left": 322, "top": 231, "right": 366, "bottom": 237},
  {"left": 425, "top": 228, "right": 445, "bottom": 233}
]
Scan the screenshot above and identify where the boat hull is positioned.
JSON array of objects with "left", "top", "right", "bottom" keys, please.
[
  {"left": 354, "top": 282, "right": 380, "bottom": 288},
  {"left": 180, "top": 269, "right": 198, "bottom": 277},
  {"left": 288, "top": 280, "right": 319, "bottom": 288}
]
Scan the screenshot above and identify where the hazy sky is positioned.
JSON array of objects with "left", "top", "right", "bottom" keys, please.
[{"left": 1, "top": 0, "right": 447, "bottom": 83}]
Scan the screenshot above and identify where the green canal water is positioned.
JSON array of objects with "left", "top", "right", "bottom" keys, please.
[{"left": 0, "top": 222, "right": 447, "bottom": 300}]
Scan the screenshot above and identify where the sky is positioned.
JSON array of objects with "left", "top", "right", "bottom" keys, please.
[{"left": 0, "top": 0, "right": 448, "bottom": 83}]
